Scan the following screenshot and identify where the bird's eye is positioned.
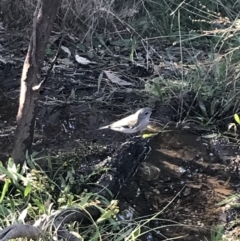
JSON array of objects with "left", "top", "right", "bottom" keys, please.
[{"left": 145, "top": 112, "right": 148, "bottom": 115}]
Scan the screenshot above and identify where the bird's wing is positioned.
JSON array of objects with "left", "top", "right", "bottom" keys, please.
[{"left": 110, "top": 114, "right": 138, "bottom": 129}]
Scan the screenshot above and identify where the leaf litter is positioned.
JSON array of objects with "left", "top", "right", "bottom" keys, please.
[{"left": 0, "top": 26, "right": 240, "bottom": 240}]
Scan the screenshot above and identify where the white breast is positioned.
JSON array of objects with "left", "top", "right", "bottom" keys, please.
[
  {"left": 110, "top": 126, "right": 139, "bottom": 133},
  {"left": 133, "top": 117, "right": 150, "bottom": 132}
]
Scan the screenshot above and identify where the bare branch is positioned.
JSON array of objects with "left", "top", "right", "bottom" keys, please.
[
  {"left": 32, "top": 6, "right": 70, "bottom": 91},
  {"left": 32, "top": 34, "right": 65, "bottom": 91}
]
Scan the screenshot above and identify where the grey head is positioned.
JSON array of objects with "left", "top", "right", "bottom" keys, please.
[
  {"left": 136, "top": 107, "right": 152, "bottom": 120},
  {"left": 133, "top": 107, "right": 152, "bottom": 132}
]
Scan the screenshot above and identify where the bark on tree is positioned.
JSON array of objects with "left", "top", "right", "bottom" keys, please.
[{"left": 12, "top": 0, "right": 62, "bottom": 165}]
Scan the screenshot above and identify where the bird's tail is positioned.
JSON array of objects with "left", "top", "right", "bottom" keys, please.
[{"left": 98, "top": 125, "right": 109, "bottom": 130}]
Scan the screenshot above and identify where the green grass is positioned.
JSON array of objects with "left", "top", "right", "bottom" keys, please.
[
  {"left": 2, "top": 0, "right": 240, "bottom": 239},
  {"left": 0, "top": 154, "right": 222, "bottom": 241}
]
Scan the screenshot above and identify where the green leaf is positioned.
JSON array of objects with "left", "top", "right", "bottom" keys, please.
[
  {"left": 97, "top": 209, "right": 114, "bottom": 223},
  {"left": 110, "top": 39, "right": 131, "bottom": 47},
  {"left": 90, "top": 230, "right": 100, "bottom": 241},
  {"left": 0, "top": 179, "right": 11, "bottom": 203},
  {"left": 24, "top": 182, "right": 32, "bottom": 197},
  {"left": 234, "top": 113, "right": 240, "bottom": 125},
  {"left": 0, "top": 204, "right": 11, "bottom": 217},
  {"left": 115, "top": 229, "right": 134, "bottom": 241},
  {"left": 33, "top": 198, "right": 45, "bottom": 213},
  {"left": 97, "top": 35, "right": 107, "bottom": 47},
  {"left": 131, "top": 226, "right": 141, "bottom": 240},
  {"left": 9, "top": 198, "right": 15, "bottom": 211},
  {"left": 142, "top": 133, "right": 158, "bottom": 138},
  {"left": 79, "top": 192, "right": 93, "bottom": 206},
  {"left": 47, "top": 154, "right": 53, "bottom": 172},
  {"left": 153, "top": 82, "right": 163, "bottom": 100},
  {"left": 77, "top": 43, "right": 86, "bottom": 52},
  {"left": 0, "top": 162, "right": 27, "bottom": 192},
  {"left": 97, "top": 72, "right": 103, "bottom": 93}
]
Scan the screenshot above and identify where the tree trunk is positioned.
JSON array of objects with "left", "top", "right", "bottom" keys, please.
[{"left": 12, "top": 0, "right": 62, "bottom": 165}]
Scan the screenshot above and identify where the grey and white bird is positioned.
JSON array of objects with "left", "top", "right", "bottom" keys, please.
[{"left": 98, "top": 107, "right": 152, "bottom": 134}]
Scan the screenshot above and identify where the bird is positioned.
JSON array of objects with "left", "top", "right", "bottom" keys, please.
[{"left": 98, "top": 107, "right": 152, "bottom": 134}]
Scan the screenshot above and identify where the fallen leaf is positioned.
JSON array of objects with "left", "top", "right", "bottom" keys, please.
[
  {"left": 59, "top": 58, "right": 73, "bottom": 66},
  {"left": 153, "top": 65, "right": 161, "bottom": 75},
  {"left": 75, "top": 54, "right": 93, "bottom": 65},
  {"left": 61, "top": 46, "right": 71, "bottom": 58},
  {"left": 0, "top": 55, "right": 7, "bottom": 64},
  {"left": 104, "top": 71, "right": 132, "bottom": 86}
]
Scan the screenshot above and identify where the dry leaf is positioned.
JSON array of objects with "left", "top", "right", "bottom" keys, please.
[
  {"left": 61, "top": 46, "right": 71, "bottom": 58},
  {"left": 59, "top": 58, "right": 73, "bottom": 66},
  {"left": 104, "top": 71, "right": 132, "bottom": 86},
  {"left": 75, "top": 54, "right": 93, "bottom": 65},
  {"left": 0, "top": 55, "right": 7, "bottom": 64},
  {"left": 153, "top": 65, "right": 161, "bottom": 75}
]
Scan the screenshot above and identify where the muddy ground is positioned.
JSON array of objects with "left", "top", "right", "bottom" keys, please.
[{"left": 1, "top": 29, "right": 240, "bottom": 241}]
